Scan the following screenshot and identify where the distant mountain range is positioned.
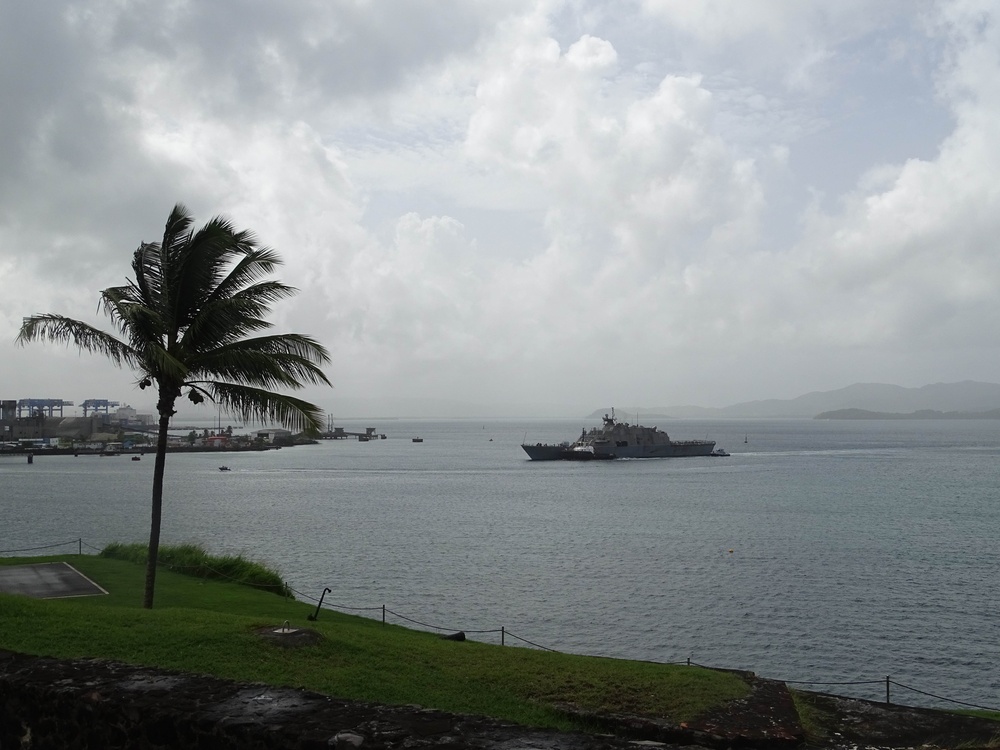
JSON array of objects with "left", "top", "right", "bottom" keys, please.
[
  {"left": 814, "top": 408, "right": 1000, "bottom": 420},
  {"left": 590, "top": 381, "right": 1000, "bottom": 420}
]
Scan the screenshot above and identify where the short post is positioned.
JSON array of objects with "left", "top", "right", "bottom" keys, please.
[
  {"left": 307, "top": 588, "right": 331, "bottom": 621},
  {"left": 885, "top": 676, "right": 891, "bottom": 705},
  {"left": 78, "top": 538, "right": 82, "bottom": 555},
  {"left": 27, "top": 453, "right": 33, "bottom": 464},
  {"left": 382, "top": 605, "right": 386, "bottom": 626},
  {"left": 687, "top": 657, "right": 691, "bottom": 666},
  {"left": 501, "top": 626, "right": 505, "bottom": 646}
]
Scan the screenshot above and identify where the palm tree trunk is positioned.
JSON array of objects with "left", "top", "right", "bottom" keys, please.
[{"left": 143, "top": 411, "right": 172, "bottom": 608}]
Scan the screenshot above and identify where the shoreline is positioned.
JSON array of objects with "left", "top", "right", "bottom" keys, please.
[{"left": 0, "top": 444, "right": 287, "bottom": 457}]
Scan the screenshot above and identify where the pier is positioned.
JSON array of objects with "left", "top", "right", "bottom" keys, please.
[{"left": 319, "top": 426, "right": 386, "bottom": 441}]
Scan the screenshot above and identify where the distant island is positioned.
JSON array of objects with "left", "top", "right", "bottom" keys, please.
[
  {"left": 595, "top": 381, "right": 1000, "bottom": 420},
  {"left": 815, "top": 408, "right": 1000, "bottom": 420}
]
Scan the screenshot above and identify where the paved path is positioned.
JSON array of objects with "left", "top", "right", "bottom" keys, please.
[{"left": 0, "top": 562, "right": 107, "bottom": 599}]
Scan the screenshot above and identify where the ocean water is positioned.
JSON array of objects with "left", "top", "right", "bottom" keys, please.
[{"left": 2, "top": 417, "right": 999, "bottom": 710}]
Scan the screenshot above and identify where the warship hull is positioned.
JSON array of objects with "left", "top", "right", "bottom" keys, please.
[
  {"left": 594, "top": 441, "right": 715, "bottom": 459},
  {"left": 521, "top": 410, "right": 716, "bottom": 461},
  {"left": 520, "top": 443, "right": 571, "bottom": 461}
]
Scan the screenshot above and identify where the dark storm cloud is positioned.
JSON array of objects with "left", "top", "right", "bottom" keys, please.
[
  {"left": 0, "top": 4, "right": 102, "bottom": 203},
  {"left": 0, "top": 2, "right": 172, "bottom": 276}
]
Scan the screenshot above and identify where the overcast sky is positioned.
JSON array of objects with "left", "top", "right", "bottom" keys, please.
[{"left": 2, "top": 1, "right": 998, "bottom": 418}]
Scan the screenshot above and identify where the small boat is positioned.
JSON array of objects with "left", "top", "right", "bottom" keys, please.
[
  {"left": 412, "top": 437, "right": 423, "bottom": 443},
  {"left": 131, "top": 456, "right": 141, "bottom": 461},
  {"left": 565, "top": 445, "right": 615, "bottom": 461},
  {"left": 218, "top": 466, "right": 230, "bottom": 472},
  {"left": 711, "top": 448, "right": 730, "bottom": 457}
]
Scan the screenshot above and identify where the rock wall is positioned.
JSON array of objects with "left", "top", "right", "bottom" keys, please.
[{"left": 0, "top": 650, "right": 640, "bottom": 749}]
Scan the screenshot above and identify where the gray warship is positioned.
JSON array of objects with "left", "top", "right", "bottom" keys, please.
[{"left": 521, "top": 409, "right": 716, "bottom": 461}]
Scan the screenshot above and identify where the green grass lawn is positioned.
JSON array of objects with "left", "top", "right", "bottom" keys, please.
[{"left": 0, "top": 553, "right": 749, "bottom": 732}]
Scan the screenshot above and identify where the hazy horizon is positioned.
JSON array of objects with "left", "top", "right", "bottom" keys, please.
[{"left": 9, "top": 379, "right": 1000, "bottom": 422}]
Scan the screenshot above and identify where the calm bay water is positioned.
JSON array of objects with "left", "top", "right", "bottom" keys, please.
[{"left": 2, "top": 417, "right": 999, "bottom": 709}]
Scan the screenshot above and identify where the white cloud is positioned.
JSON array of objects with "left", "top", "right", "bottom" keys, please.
[
  {"left": 1, "top": 0, "right": 999, "bottom": 415},
  {"left": 787, "top": 0, "right": 1000, "bottom": 351}
]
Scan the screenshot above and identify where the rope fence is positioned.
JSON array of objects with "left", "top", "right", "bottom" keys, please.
[
  {"left": 289, "top": 584, "right": 1000, "bottom": 710},
  {"left": 2, "top": 539, "right": 997, "bottom": 713},
  {"left": 0, "top": 538, "right": 85, "bottom": 555}
]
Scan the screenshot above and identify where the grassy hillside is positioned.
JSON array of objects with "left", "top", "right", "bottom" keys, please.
[{"left": 0, "top": 553, "right": 749, "bottom": 732}]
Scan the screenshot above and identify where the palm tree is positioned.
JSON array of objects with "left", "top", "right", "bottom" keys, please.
[{"left": 17, "top": 204, "right": 331, "bottom": 608}]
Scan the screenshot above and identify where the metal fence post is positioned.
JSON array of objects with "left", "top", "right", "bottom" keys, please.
[
  {"left": 501, "top": 626, "right": 505, "bottom": 646},
  {"left": 382, "top": 605, "right": 385, "bottom": 626},
  {"left": 885, "top": 676, "right": 890, "bottom": 705},
  {"left": 78, "top": 538, "right": 82, "bottom": 555}
]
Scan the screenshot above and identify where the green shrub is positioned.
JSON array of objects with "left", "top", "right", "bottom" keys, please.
[{"left": 100, "top": 542, "right": 287, "bottom": 597}]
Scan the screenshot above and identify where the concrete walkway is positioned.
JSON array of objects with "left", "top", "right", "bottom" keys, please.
[{"left": 0, "top": 562, "right": 108, "bottom": 599}]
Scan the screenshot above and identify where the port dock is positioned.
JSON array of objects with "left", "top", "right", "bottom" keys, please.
[{"left": 319, "top": 426, "right": 386, "bottom": 441}]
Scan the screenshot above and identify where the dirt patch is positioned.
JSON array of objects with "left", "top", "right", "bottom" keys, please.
[
  {"left": 556, "top": 670, "right": 1000, "bottom": 749},
  {"left": 254, "top": 624, "right": 324, "bottom": 648},
  {"left": 555, "top": 671, "right": 803, "bottom": 749},
  {"left": 794, "top": 691, "right": 1000, "bottom": 749},
  {"left": 683, "top": 672, "right": 804, "bottom": 748}
]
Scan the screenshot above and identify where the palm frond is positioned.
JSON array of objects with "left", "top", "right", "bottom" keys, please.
[
  {"left": 144, "top": 343, "right": 190, "bottom": 387},
  {"left": 167, "top": 218, "right": 258, "bottom": 333},
  {"left": 209, "top": 383, "right": 326, "bottom": 433},
  {"left": 180, "top": 281, "right": 299, "bottom": 350},
  {"left": 191, "top": 355, "right": 324, "bottom": 390},
  {"left": 159, "top": 205, "right": 202, "bottom": 332},
  {"left": 100, "top": 285, "right": 164, "bottom": 347},
  {"left": 132, "top": 242, "right": 164, "bottom": 309},
  {"left": 180, "top": 244, "right": 284, "bottom": 339},
  {"left": 208, "top": 246, "right": 284, "bottom": 304},
  {"left": 160, "top": 204, "right": 195, "bottom": 252},
  {"left": 16, "top": 314, "right": 138, "bottom": 368},
  {"left": 222, "top": 333, "right": 332, "bottom": 365},
  {"left": 230, "top": 278, "right": 298, "bottom": 308},
  {"left": 191, "top": 334, "right": 331, "bottom": 386}
]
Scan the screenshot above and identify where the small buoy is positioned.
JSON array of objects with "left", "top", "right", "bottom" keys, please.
[{"left": 728, "top": 549, "right": 734, "bottom": 554}]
